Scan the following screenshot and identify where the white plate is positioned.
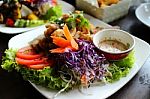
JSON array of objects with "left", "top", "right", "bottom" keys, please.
[
  {"left": 0, "top": 24, "right": 46, "bottom": 34},
  {"left": 8, "top": 15, "right": 150, "bottom": 99},
  {"left": 0, "top": 0, "right": 75, "bottom": 34},
  {"left": 136, "top": 3, "right": 150, "bottom": 27}
]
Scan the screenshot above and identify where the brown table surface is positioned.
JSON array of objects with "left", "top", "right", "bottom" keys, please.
[{"left": 0, "top": 1, "right": 150, "bottom": 99}]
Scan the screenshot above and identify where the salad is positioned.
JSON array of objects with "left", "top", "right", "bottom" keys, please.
[
  {"left": 1, "top": 11, "right": 135, "bottom": 98},
  {"left": 0, "top": 0, "right": 62, "bottom": 27}
]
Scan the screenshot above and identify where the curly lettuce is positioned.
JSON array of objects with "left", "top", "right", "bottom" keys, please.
[
  {"left": 1, "top": 48, "right": 136, "bottom": 90},
  {"left": 1, "top": 48, "right": 17, "bottom": 71},
  {"left": 41, "top": 5, "right": 62, "bottom": 20},
  {"left": 106, "top": 51, "right": 135, "bottom": 83},
  {"left": 1, "top": 49, "right": 71, "bottom": 90}
]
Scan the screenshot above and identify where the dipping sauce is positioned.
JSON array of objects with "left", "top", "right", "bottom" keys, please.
[{"left": 99, "top": 40, "right": 128, "bottom": 53}]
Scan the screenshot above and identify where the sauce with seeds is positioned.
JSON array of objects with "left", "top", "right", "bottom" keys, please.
[{"left": 99, "top": 40, "right": 128, "bottom": 53}]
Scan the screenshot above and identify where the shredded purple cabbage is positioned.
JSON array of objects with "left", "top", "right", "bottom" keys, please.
[{"left": 50, "top": 40, "right": 109, "bottom": 84}]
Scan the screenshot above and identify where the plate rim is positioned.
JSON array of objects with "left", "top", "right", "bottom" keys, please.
[{"left": 135, "top": 3, "right": 150, "bottom": 27}]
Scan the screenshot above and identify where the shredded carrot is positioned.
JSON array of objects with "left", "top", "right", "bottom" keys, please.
[{"left": 81, "top": 74, "right": 87, "bottom": 86}]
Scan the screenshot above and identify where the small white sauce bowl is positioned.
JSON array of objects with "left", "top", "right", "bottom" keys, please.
[
  {"left": 93, "top": 29, "right": 135, "bottom": 60},
  {"left": 136, "top": 3, "right": 150, "bottom": 27}
]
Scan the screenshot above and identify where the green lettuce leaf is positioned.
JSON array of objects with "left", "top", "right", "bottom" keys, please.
[
  {"left": 65, "top": 11, "right": 90, "bottom": 29},
  {"left": 1, "top": 48, "right": 17, "bottom": 71},
  {"left": 106, "top": 51, "right": 135, "bottom": 83},
  {"left": 42, "top": 5, "right": 62, "bottom": 20},
  {"left": 1, "top": 49, "right": 72, "bottom": 90}
]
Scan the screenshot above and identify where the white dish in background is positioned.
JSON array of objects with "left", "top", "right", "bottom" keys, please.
[
  {"left": 83, "top": 14, "right": 112, "bottom": 28},
  {"left": 58, "top": 0, "right": 75, "bottom": 14},
  {"left": 76, "top": 0, "right": 131, "bottom": 23},
  {"left": 136, "top": 3, "right": 150, "bottom": 27},
  {"left": 0, "top": 0, "right": 75, "bottom": 34},
  {"left": 0, "top": 24, "right": 45, "bottom": 34},
  {"left": 8, "top": 15, "right": 150, "bottom": 99}
]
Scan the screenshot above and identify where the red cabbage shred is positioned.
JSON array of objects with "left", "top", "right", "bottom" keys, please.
[{"left": 49, "top": 40, "right": 109, "bottom": 84}]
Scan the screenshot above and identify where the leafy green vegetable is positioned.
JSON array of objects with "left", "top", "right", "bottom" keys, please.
[
  {"left": 1, "top": 48, "right": 135, "bottom": 90},
  {"left": 41, "top": 5, "right": 62, "bottom": 20},
  {"left": 1, "top": 48, "right": 17, "bottom": 71},
  {"left": 106, "top": 51, "right": 135, "bottom": 83},
  {"left": 1, "top": 49, "right": 72, "bottom": 90},
  {"left": 65, "top": 11, "right": 90, "bottom": 29},
  {"left": 113, "top": 51, "right": 135, "bottom": 68},
  {"left": 18, "top": 66, "right": 68, "bottom": 90}
]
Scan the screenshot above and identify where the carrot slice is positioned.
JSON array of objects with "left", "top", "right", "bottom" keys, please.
[
  {"left": 50, "top": 46, "right": 73, "bottom": 53},
  {"left": 81, "top": 74, "right": 87, "bottom": 86},
  {"left": 63, "top": 24, "right": 79, "bottom": 50},
  {"left": 50, "top": 48, "right": 66, "bottom": 53},
  {"left": 63, "top": 24, "right": 73, "bottom": 41},
  {"left": 71, "top": 39, "right": 78, "bottom": 50},
  {"left": 51, "top": 36, "right": 71, "bottom": 48},
  {"left": 50, "top": 24, "right": 78, "bottom": 52}
]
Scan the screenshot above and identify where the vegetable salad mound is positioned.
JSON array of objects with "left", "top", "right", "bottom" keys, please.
[{"left": 1, "top": 11, "right": 135, "bottom": 97}]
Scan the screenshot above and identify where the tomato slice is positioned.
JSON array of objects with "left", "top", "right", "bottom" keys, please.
[
  {"left": 16, "top": 46, "right": 42, "bottom": 60},
  {"left": 15, "top": 57, "right": 48, "bottom": 65},
  {"left": 16, "top": 46, "right": 54, "bottom": 69},
  {"left": 16, "top": 52, "right": 42, "bottom": 60},
  {"left": 27, "top": 64, "right": 49, "bottom": 70},
  {"left": 27, "top": 60, "right": 53, "bottom": 69}
]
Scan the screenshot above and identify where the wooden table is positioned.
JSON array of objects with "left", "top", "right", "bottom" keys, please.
[{"left": 0, "top": 1, "right": 150, "bottom": 99}]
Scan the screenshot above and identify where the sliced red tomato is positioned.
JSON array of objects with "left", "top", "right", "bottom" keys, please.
[
  {"left": 27, "top": 60, "right": 54, "bottom": 69},
  {"left": 6, "top": 18, "right": 14, "bottom": 27},
  {"left": 17, "top": 46, "right": 34, "bottom": 53},
  {"left": 16, "top": 46, "right": 54, "bottom": 70},
  {"left": 15, "top": 57, "right": 48, "bottom": 65},
  {"left": 16, "top": 46, "right": 42, "bottom": 60},
  {"left": 27, "top": 64, "right": 49, "bottom": 70}
]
